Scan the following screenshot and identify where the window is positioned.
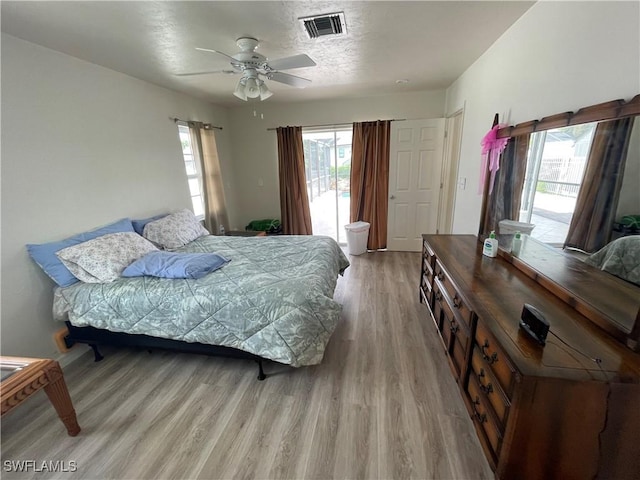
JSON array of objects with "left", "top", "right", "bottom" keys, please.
[
  {"left": 519, "top": 122, "right": 597, "bottom": 245},
  {"left": 177, "top": 124, "right": 205, "bottom": 219}
]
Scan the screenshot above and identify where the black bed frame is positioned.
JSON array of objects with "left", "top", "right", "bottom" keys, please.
[{"left": 64, "top": 321, "right": 267, "bottom": 380}]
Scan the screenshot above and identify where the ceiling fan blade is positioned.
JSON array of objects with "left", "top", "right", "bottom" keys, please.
[
  {"left": 267, "top": 54, "right": 316, "bottom": 71},
  {"left": 267, "top": 72, "right": 312, "bottom": 88},
  {"left": 175, "top": 70, "right": 237, "bottom": 77},
  {"left": 195, "top": 47, "right": 236, "bottom": 61}
]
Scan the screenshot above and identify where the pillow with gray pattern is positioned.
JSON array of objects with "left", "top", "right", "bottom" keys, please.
[
  {"left": 56, "top": 232, "right": 158, "bottom": 283},
  {"left": 142, "top": 209, "right": 210, "bottom": 250}
]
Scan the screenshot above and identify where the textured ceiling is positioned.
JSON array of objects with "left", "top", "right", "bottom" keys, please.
[{"left": 1, "top": 1, "right": 534, "bottom": 107}]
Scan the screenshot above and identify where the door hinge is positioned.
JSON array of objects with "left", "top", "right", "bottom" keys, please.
[
  {"left": 440, "top": 182, "right": 443, "bottom": 189},
  {"left": 444, "top": 130, "right": 448, "bottom": 138}
]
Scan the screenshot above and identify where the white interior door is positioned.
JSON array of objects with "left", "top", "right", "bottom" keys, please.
[{"left": 387, "top": 119, "right": 445, "bottom": 251}]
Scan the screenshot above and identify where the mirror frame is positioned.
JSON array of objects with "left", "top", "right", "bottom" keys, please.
[{"left": 496, "top": 94, "right": 640, "bottom": 139}]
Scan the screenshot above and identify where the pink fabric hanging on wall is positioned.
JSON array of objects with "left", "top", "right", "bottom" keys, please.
[{"left": 479, "top": 124, "right": 510, "bottom": 194}]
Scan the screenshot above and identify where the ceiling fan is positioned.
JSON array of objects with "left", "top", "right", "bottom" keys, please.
[{"left": 177, "top": 37, "right": 316, "bottom": 101}]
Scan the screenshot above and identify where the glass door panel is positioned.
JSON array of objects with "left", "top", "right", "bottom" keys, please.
[
  {"left": 519, "top": 123, "right": 596, "bottom": 245},
  {"left": 303, "top": 129, "right": 352, "bottom": 244}
]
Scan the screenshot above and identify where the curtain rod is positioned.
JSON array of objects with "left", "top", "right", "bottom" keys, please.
[
  {"left": 266, "top": 119, "right": 405, "bottom": 131},
  {"left": 170, "top": 117, "right": 223, "bottom": 130}
]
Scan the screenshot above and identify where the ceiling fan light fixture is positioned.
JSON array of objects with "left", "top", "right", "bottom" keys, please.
[
  {"left": 259, "top": 82, "right": 273, "bottom": 100},
  {"left": 244, "top": 77, "right": 261, "bottom": 98},
  {"left": 233, "top": 79, "right": 247, "bottom": 101}
]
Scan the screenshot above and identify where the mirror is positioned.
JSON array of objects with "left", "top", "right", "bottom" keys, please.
[
  {"left": 518, "top": 119, "right": 639, "bottom": 247},
  {"left": 479, "top": 95, "right": 640, "bottom": 252},
  {"left": 478, "top": 95, "right": 640, "bottom": 350}
]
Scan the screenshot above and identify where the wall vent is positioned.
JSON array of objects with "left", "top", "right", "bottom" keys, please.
[{"left": 300, "top": 12, "right": 346, "bottom": 39}]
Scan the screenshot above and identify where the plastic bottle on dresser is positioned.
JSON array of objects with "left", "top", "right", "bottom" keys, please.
[
  {"left": 511, "top": 231, "right": 522, "bottom": 257},
  {"left": 483, "top": 231, "right": 499, "bottom": 258}
]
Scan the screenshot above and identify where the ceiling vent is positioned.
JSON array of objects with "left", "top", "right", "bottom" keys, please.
[{"left": 300, "top": 12, "right": 346, "bottom": 39}]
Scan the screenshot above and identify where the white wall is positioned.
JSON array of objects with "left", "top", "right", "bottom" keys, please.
[
  {"left": 228, "top": 91, "right": 446, "bottom": 229},
  {"left": 445, "top": 1, "right": 640, "bottom": 233},
  {"left": 1, "top": 34, "right": 235, "bottom": 359}
]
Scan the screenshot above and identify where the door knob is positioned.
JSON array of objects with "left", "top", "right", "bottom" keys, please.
[{"left": 390, "top": 195, "right": 396, "bottom": 199}]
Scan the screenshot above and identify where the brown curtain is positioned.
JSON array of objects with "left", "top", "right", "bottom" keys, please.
[
  {"left": 276, "top": 126, "right": 312, "bottom": 235},
  {"left": 564, "top": 117, "right": 635, "bottom": 252},
  {"left": 479, "top": 134, "right": 530, "bottom": 239},
  {"left": 189, "top": 123, "right": 229, "bottom": 234},
  {"left": 350, "top": 120, "right": 391, "bottom": 250}
]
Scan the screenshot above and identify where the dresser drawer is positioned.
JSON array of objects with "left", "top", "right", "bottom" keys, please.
[
  {"left": 423, "top": 240, "right": 436, "bottom": 271},
  {"left": 421, "top": 272, "right": 432, "bottom": 296},
  {"left": 431, "top": 281, "right": 446, "bottom": 337},
  {"left": 421, "top": 241, "right": 435, "bottom": 308},
  {"left": 420, "top": 276, "right": 434, "bottom": 316},
  {"left": 437, "top": 281, "right": 471, "bottom": 350},
  {"left": 475, "top": 319, "right": 519, "bottom": 399},
  {"left": 434, "top": 260, "right": 473, "bottom": 328},
  {"left": 470, "top": 347, "right": 511, "bottom": 430},
  {"left": 423, "top": 257, "right": 434, "bottom": 285},
  {"left": 450, "top": 328, "right": 468, "bottom": 381},
  {"left": 467, "top": 372, "right": 503, "bottom": 464},
  {"left": 437, "top": 278, "right": 471, "bottom": 381},
  {"left": 420, "top": 283, "right": 432, "bottom": 308}
]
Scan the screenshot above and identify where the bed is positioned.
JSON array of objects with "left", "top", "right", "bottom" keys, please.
[
  {"left": 584, "top": 235, "right": 640, "bottom": 286},
  {"left": 50, "top": 232, "right": 350, "bottom": 379}
]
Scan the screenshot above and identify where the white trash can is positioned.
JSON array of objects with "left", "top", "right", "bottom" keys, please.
[
  {"left": 344, "top": 221, "right": 370, "bottom": 255},
  {"left": 498, "top": 219, "right": 535, "bottom": 235}
]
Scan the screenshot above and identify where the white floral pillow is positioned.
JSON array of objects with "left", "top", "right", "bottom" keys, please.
[
  {"left": 56, "top": 232, "right": 158, "bottom": 283},
  {"left": 142, "top": 209, "right": 210, "bottom": 250}
]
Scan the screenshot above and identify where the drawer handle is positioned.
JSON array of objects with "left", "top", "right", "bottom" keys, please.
[
  {"left": 475, "top": 411, "right": 487, "bottom": 424},
  {"left": 453, "top": 296, "right": 462, "bottom": 308},
  {"left": 437, "top": 272, "right": 445, "bottom": 281},
  {"left": 477, "top": 369, "right": 493, "bottom": 394},
  {"left": 435, "top": 292, "right": 442, "bottom": 302},
  {"left": 472, "top": 396, "right": 487, "bottom": 423},
  {"left": 479, "top": 382, "right": 494, "bottom": 395},
  {"left": 450, "top": 321, "right": 459, "bottom": 334},
  {"left": 481, "top": 340, "right": 498, "bottom": 365}
]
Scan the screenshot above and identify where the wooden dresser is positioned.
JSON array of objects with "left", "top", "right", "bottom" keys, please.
[{"left": 420, "top": 235, "right": 640, "bottom": 480}]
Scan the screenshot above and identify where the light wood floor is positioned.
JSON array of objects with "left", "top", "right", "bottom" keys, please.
[{"left": 1, "top": 251, "right": 493, "bottom": 480}]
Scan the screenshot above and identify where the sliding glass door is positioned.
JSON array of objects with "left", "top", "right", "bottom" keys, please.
[{"left": 302, "top": 128, "right": 352, "bottom": 244}]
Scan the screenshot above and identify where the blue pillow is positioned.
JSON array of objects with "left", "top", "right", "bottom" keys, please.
[
  {"left": 132, "top": 214, "right": 168, "bottom": 235},
  {"left": 121, "top": 251, "right": 230, "bottom": 279},
  {"left": 26, "top": 218, "right": 135, "bottom": 287}
]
